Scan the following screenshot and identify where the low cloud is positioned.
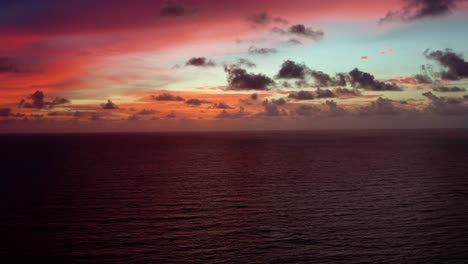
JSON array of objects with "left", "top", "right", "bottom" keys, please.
[
  {"left": 185, "top": 57, "right": 216, "bottom": 67},
  {"left": 152, "top": 93, "right": 185, "bottom": 101},
  {"left": 277, "top": 60, "right": 309, "bottom": 79},
  {"left": 358, "top": 97, "right": 401, "bottom": 115},
  {"left": 349, "top": 68, "right": 402, "bottom": 91},
  {"left": 424, "top": 49, "right": 468, "bottom": 80},
  {"left": 259, "top": 100, "right": 287, "bottom": 116},
  {"left": 423, "top": 91, "right": 468, "bottom": 115},
  {"left": 433, "top": 86, "right": 466, "bottom": 92},
  {"left": 19, "top": 90, "right": 70, "bottom": 109},
  {"left": 273, "top": 24, "right": 324, "bottom": 40},
  {"left": 213, "top": 102, "right": 234, "bottom": 109},
  {"left": 335, "top": 88, "right": 361, "bottom": 96},
  {"left": 224, "top": 65, "right": 274, "bottom": 90},
  {"left": 316, "top": 88, "right": 336, "bottom": 98},
  {"left": 248, "top": 46, "right": 278, "bottom": 55},
  {"left": 186, "top": 98, "right": 211, "bottom": 106},
  {"left": 0, "top": 108, "right": 12, "bottom": 117},
  {"left": 379, "top": 0, "right": 461, "bottom": 24},
  {"left": 101, "top": 99, "right": 118, "bottom": 110},
  {"left": 137, "top": 109, "right": 159, "bottom": 115},
  {"left": 288, "top": 91, "right": 315, "bottom": 100},
  {"left": 414, "top": 74, "right": 432, "bottom": 84},
  {"left": 215, "top": 107, "right": 248, "bottom": 119},
  {"left": 160, "top": 1, "right": 193, "bottom": 17},
  {"left": 246, "top": 12, "right": 289, "bottom": 26}
]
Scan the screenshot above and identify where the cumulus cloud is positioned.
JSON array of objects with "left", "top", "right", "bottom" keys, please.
[
  {"left": 0, "top": 57, "right": 26, "bottom": 73},
  {"left": 310, "top": 70, "right": 347, "bottom": 87},
  {"left": 100, "top": 99, "right": 118, "bottom": 110},
  {"left": 358, "top": 97, "right": 401, "bottom": 115},
  {"left": 19, "top": 90, "right": 70, "bottom": 109},
  {"left": 137, "top": 109, "right": 159, "bottom": 115},
  {"left": 335, "top": 88, "right": 361, "bottom": 96},
  {"left": 260, "top": 100, "right": 287, "bottom": 116},
  {"left": 213, "top": 102, "right": 234, "bottom": 109},
  {"left": 234, "top": 58, "right": 256, "bottom": 68},
  {"left": 414, "top": 74, "right": 433, "bottom": 84},
  {"left": 186, "top": 98, "right": 211, "bottom": 106},
  {"left": 379, "top": 0, "right": 462, "bottom": 24},
  {"left": 224, "top": 65, "right": 274, "bottom": 90},
  {"left": 277, "top": 60, "right": 309, "bottom": 79},
  {"left": 433, "top": 86, "right": 466, "bottom": 92},
  {"left": 349, "top": 68, "right": 403, "bottom": 91},
  {"left": 160, "top": 1, "right": 192, "bottom": 17},
  {"left": 165, "top": 111, "right": 177, "bottom": 119},
  {"left": 288, "top": 91, "right": 315, "bottom": 100},
  {"left": 0, "top": 108, "right": 12, "bottom": 117},
  {"left": 185, "top": 57, "right": 216, "bottom": 67},
  {"left": 424, "top": 49, "right": 468, "bottom": 80},
  {"left": 246, "top": 12, "right": 289, "bottom": 26},
  {"left": 152, "top": 93, "right": 185, "bottom": 101},
  {"left": 423, "top": 91, "right": 468, "bottom": 115},
  {"left": 315, "top": 88, "right": 336, "bottom": 98},
  {"left": 215, "top": 107, "right": 248, "bottom": 119},
  {"left": 273, "top": 24, "right": 324, "bottom": 40},
  {"left": 248, "top": 46, "right": 278, "bottom": 55}
]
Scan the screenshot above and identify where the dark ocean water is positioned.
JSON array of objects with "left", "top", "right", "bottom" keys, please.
[{"left": 1, "top": 130, "right": 468, "bottom": 263}]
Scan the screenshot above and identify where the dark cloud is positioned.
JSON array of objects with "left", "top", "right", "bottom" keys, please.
[
  {"left": 316, "top": 88, "right": 336, "bottom": 98},
  {"left": 248, "top": 46, "right": 278, "bottom": 55},
  {"left": 348, "top": 68, "right": 403, "bottom": 91},
  {"left": 246, "top": 12, "right": 289, "bottom": 26},
  {"left": 152, "top": 93, "right": 185, "bottom": 101},
  {"left": 260, "top": 100, "right": 287, "bottom": 116},
  {"left": 310, "top": 70, "right": 333, "bottom": 87},
  {"left": 235, "top": 58, "right": 256, "bottom": 68},
  {"left": 414, "top": 74, "right": 433, "bottom": 84},
  {"left": 251, "top": 93, "right": 258, "bottom": 100},
  {"left": 324, "top": 100, "right": 346, "bottom": 116},
  {"left": 295, "top": 105, "right": 319, "bottom": 116},
  {"left": 0, "top": 108, "right": 12, "bottom": 117},
  {"left": 335, "top": 87, "right": 361, "bottom": 96},
  {"left": 424, "top": 49, "right": 468, "bottom": 80},
  {"left": 224, "top": 65, "right": 274, "bottom": 90},
  {"left": 213, "top": 102, "right": 234, "bottom": 109},
  {"left": 378, "top": 0, "right": 461, "bottom": 24},
  {"left": 333, "top": 73, "right": 348, "bottom": 86},
  {"left": 186, "top": 98, "right": 211, "bottom": 106},
  {"left": 19, "top": 90, "right": 70, "bottom": 109},
  {"left": 270, "top": 98, "right": 287, "bottom": 106},
  {"left": 277, "top": 60, "right": 309, "bottom": 79},
  {"left": 185, "top": 57, "right": 216, "bottom": 67},
  {"left": 433, "top": 86, "right": 466, "bottom": 92},
  {"left": 274, "top": 24, "right": 324, "bottom": 40},
  {"left": 273, "top": 17, "right": 289, "bottom": 25},
  {"left": 358, "top": 98, "right": 400, "bottom": 115},
  {"left": 247, "top": 12, "right": 270, "bottom": 25},
  {"left": 215, "top": 107, "right": 248, "bottom": 119},
  {"left": 0, "top": 57, "right": 24, "bottom": 73},
  {"left": 100, "top": 99, "right": 118, "bottom": 110},
  {"left": 423, "top": 91, "right": 468, "bottom": 115},
  {"left": 285, "top": 38, "right": 302, "bottom": 45},
  {"left": 288, "top": 91, "right": 315, "bottom": 100},
  {"left": 160, "top": 1, "right": 191, "bottom": 17},
  {"left": 165, "top": 111, "right": 177, "bottom": 119},
  {"left": 137, "top": 109, "right": 159, "bottom": 115}
]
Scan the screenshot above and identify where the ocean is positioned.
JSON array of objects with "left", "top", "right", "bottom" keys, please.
[{"left": 1, "top": 130, "right": 468, "bottom": 263}]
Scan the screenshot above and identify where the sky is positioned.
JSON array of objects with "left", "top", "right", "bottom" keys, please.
[{"left": 1, "top": 0, "right": 468, "bottom": 132}]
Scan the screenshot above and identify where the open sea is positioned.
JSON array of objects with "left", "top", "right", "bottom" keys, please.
[{"left": 1, "top": 129, "right": 468, "bottom": 263}]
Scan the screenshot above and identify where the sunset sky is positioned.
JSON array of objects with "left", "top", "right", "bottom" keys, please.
[{"left": 1, "top": 0, "right": 468, "bottom": 132}]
